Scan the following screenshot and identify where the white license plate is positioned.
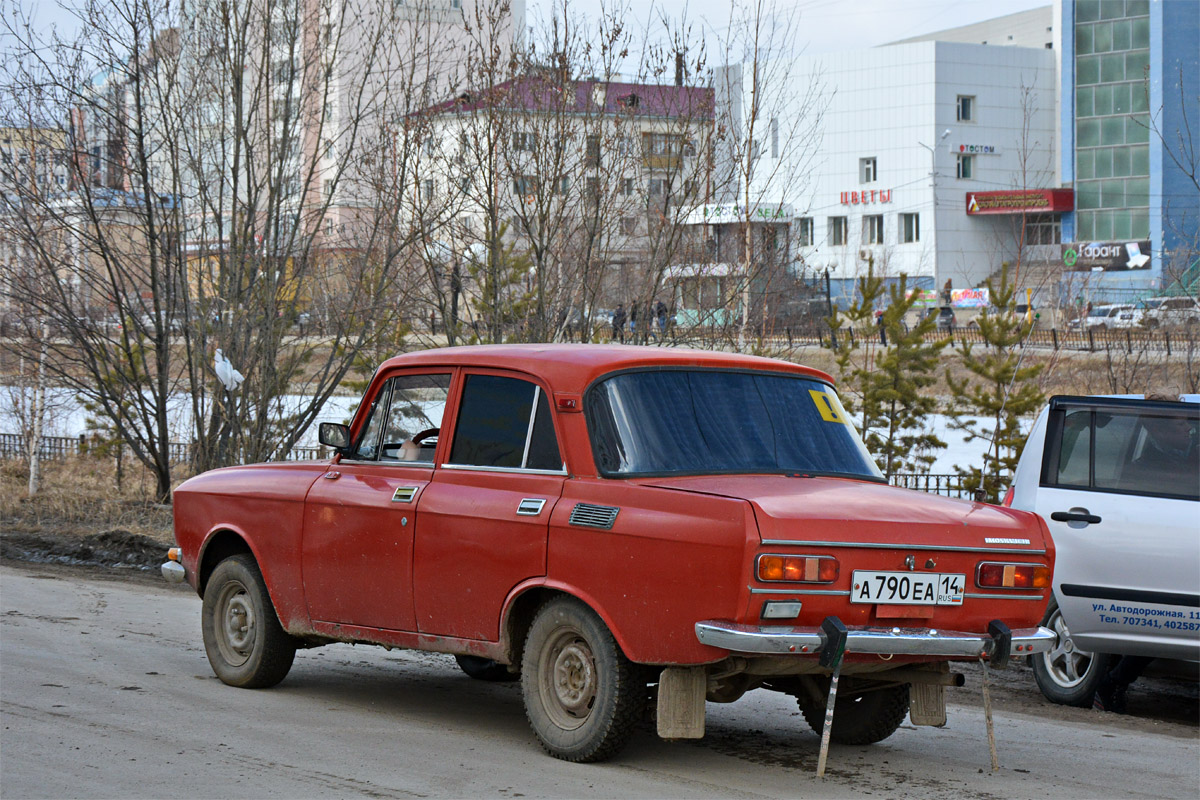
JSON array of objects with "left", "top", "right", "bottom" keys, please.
[{"left": 851, "top": 571, "right": 965, "bottom": 605}]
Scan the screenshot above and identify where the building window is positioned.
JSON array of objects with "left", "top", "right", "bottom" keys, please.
[
  {"left": 323, "top": 179, "right": 334, "bottom": 199},
  {"left": 859, "top": 157, "right": 877, "bottom": 183},
  {"left": 829, "top": 216, "right": 848, "bottom": 246},
  {"left": 621, "top": 177, "right": 635, "bottom": 196},
  {"left": 512, "top": 176, "right": 537, "bottom": 196},
  {"left": 796, "top": 217, "right": 814, "bottom": 246},
  {"left": 648, "top": 178, "right": 666, "bottom": 197},
  {"left": 863, "top": 214, "right": 884, "bottom": 245},
  {"left": 422, "top": 179, "right": 433, "bottom": 202},
  {"left": 957, "top": 95, "right": 975, "bottom": 122},
  {"left": 512, "top": 131, "right": 536, "bottom": 151},
  {"left": 900, "top": 212, "right": 920, "bottom": 243},
  {"left": 770, "top": 117, "right": 779, "bottom": 159},
  {"left": 620, "top": 216, "right": 638, "bottom": 235},
  {"left": 585, "top": 134, "right": 601, "bottom": 167},
  {"left": 956, "top": 154, "right": 974, "bottom": 179},
  {"left": 1025, "top": 213, "right": 1061, "bottom": 245}
]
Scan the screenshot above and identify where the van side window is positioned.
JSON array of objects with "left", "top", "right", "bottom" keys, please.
[{"left": 1046, "top": 404, "right": 1199, "bottom": 500}]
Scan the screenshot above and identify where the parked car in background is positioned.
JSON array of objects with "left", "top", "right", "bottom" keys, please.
[
  {"left": 1007, "top": 395, "right": 1200, "bottom": 707},
  {"left": 1141, "top": 296, "right": 1200, "bottom": 328},
  {"left": 935, "top": 306, "right": 956, "bottom": 332},
  {"left": 1070, "top": 303, "right": 1139, "bottom": 330},
  {"left": 166, "top": 344, "right": 1056, "bottom": 762}
]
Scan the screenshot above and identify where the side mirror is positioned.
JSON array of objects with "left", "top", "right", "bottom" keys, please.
[{"left": 319, "top": 422, "right": 351, "bottom": 451}]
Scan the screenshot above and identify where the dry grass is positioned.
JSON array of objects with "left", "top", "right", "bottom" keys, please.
[{"left": 0, "top": 456, "right": 175, "bottom": 544}]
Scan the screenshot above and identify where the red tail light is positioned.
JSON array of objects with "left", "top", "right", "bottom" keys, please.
[
  {"left": 1001, "top": 486, "right": 1014, "bottom": 507},
  {"left": 976, "top": 562, "right": 1050, "bottom": 589},
  {"left": 757, "top": 555, "right": 839, "bottom": 583}
]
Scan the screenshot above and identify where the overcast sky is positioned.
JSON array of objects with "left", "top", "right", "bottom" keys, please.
[{"left": 18, "top": 0, "right": 1051, "bottom": 58}]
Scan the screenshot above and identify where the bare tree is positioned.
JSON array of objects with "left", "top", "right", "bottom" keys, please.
[
  {"left": 0, "top": 0, "right": 471, "bottom": 500},
  {"left": 705, "top": 0, "right": 828, "bottom": 351}
]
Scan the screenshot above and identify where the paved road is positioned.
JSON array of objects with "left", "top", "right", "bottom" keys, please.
[{"left": 2, "top": 563, "right": 1196, "bottom": 799}]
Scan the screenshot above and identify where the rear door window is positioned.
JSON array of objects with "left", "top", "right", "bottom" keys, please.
[{"left": 448, "top": 374, "right": 563, "bottom": 471}]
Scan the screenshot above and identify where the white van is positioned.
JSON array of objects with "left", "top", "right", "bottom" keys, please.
[{"left": 1007, "top": 395, "right": 1199, "bottom": 706}]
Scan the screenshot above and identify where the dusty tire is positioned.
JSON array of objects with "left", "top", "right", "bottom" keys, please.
[
  {"left": 520, "top": 597, "right": 645, "bottom": 762},
  {"left": 455, "top": 655, "right": 518, "bottom": 682},
  {"left": 201, "top": 554, "right": 296, "bottom": 688},
  {"left": 800, "top": 683, "right": 910, "bottom": 745},
  {"left": 1032, "top": 596, "right": 1112, "bottom": 706}
]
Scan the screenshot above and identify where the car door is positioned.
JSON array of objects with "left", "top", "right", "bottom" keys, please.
[
  {"left": 413, "top": 371, "right": 566, "bottom": 641},
  {"left": 302, "top": 370, "right": 454, "bottom": 632},
  {"left": 1032, "top": 397, "right": 1200, "bottom": 659}
]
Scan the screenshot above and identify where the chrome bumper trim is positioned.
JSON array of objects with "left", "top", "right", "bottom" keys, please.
[
  {"left": 695, "top": 620, "right": 1056, "bottom": 658},
  {"left": 161, "top": 561, "right": 185, "bottom": 584}
]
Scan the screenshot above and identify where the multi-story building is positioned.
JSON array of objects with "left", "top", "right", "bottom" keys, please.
[
  {"left": 0, "top": 128, "right": 69, "bottom": 195},
  {"left": 1058, "top": 0, "right": 1199, "bottom": 301},
  {"left": 706, "top": 35, "right": 1059, "bottom": 306},
  {"left": 413, "top": 75, "right": 714, "bottom": 322}
]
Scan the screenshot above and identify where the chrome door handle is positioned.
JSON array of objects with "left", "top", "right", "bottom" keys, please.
[{"left": 516, "top": 498, "right": 546, "bottom": 516}]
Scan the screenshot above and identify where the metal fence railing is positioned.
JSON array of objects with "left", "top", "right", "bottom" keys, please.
[
  {"left": 0, "top": 433, "right": 330, "bottom": 464},
  {"left": 889, "top": 472, "right": 987, "bottom": 500},
  {"left": 0, "top": 436, "right": 986, "bottom": 500},
  {"left": 665, "top": 323, "right": 1199, "bottom": 355}
]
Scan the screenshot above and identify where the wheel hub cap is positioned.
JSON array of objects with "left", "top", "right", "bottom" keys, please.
[{"left": 552, "top": 643, "right": 595, "bottom": 717}]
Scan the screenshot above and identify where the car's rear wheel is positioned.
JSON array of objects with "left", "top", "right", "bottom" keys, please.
[
  {"left": 799, "top": 682, "right": 910, "bottom": 745},
  {"left": 1032, "top": 596, "right": 1112, "bottom": 706},
  {"left": 520, "top": 597, "right": 644, "bottom": 762},
  {"left": 201, "top": 554, "right": 296, "bottom": 688},
  {"left": 455, "top": 655, "right": 518, "bottom": 682}
]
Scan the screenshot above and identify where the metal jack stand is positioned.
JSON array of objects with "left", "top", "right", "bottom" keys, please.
[
  {"left": 816, "top": 616, "right": 848, "bottom": 778},
  {"left": 980, "top": 620, "right": 1013, "bottom": 773}
]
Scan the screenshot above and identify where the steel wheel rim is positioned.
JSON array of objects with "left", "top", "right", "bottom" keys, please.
[
  {"left": 1040, "top": 608, "right": 1094, "bottom": 688},
  {"left": 538, "top": 625, "right": 597, "bottom": 731},
  {"left": 214, "top": 579, "right": 256, "bottom": 667}
]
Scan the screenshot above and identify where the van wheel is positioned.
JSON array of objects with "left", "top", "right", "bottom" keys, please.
[
  {"left": 1033, "top": 596, "right": 1111, "bottom": 706},
  {"left": 201, "top": 554, "right": 296, "bottom": 688},
  {"left": 521, "top": 598, "right": 645, "bottom": 762}
]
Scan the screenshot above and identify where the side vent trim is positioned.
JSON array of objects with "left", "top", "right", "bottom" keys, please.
[{"left": 569, "top": 503, "right": 620, "bottom": 530}]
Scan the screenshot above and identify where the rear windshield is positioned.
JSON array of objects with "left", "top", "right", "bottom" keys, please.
[{"left": 585, "top": 369, "right": 883, "bottom": 479}]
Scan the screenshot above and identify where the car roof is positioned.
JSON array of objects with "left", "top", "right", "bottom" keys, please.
[{"left": 376, "top": 344, "right": 834, "bottom": 391}]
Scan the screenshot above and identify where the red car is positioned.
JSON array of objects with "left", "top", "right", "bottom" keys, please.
[{"left": 165, "top": 344, "right": 1055, "bottom": 762}]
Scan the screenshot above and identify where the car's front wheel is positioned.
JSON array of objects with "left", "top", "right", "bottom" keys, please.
[
  {"left": 1032, "top": 596, "right": 1112, "bottom": 706},
  {"left": 520, "top": 597, "right": 645, "bottom": 762},
  {"left": 201, "top": 554, "right": 297, "bottom": 688},
  {"left": 799, "top": 682, "right": 910, "bottom": 745}
]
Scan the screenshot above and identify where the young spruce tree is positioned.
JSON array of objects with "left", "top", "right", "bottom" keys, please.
[
  {"left": 832, "top": 261, "right": 885, "bottom": 436},
  {"left": 862, "top": 276, "right": 949, "bottom": 478},
  {"left": 944, "top": 263, "right": 1045, "bottom": 501}
]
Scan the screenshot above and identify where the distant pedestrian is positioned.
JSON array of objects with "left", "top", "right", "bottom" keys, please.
[
  {"left": 612, "top": 304, "right": 626, "bottom": 343},
  {"left": 656, "top": 299, "right": 668, "bottom": 334}
]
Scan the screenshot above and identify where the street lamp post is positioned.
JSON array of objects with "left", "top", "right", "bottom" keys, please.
[{"left": 917, "top": 128, "right": 952, "bottom": 291}]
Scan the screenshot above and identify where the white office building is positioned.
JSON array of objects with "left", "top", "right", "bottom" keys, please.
[{"left": 712, "top": 23, "right": 1061, "bottom": 303}]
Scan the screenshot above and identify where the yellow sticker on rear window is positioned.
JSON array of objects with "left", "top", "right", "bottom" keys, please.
[{"left": 809, "top": 388, "right": 848, "bottom": 424}]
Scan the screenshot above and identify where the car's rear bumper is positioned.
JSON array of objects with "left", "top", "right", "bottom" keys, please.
[{"left": 696, "top": 619, "right": 1055, "bottom": 659}]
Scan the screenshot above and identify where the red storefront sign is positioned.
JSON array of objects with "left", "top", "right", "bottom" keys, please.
[
  {"left": 840, "top": 189, "right": 892, "bottom": 205},
  {"left": 965, "top": 189, "right": 1073, "bottom": 215}
]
